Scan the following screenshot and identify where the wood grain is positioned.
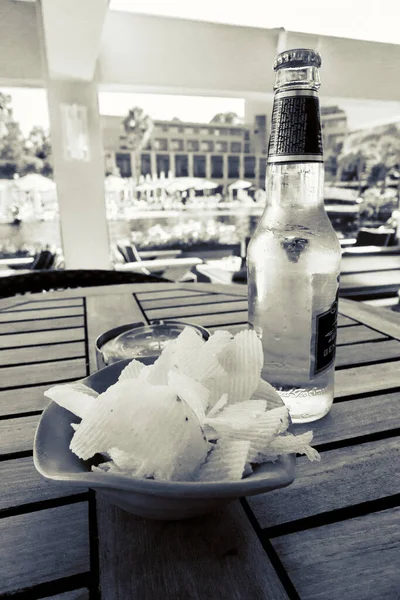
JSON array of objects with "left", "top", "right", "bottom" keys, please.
[
  {"left": 0, "top": 327, "right": 85, "bottom": 348},
  {"left": 0, "top": 384, "right": 64, "bottom": 417},
  {"left": 340, "top": 269, "right": 400, "bottom": 290},
  {"left": 96, "top": 497, "right": 289, "bottom": 600},
  {"left": 1, "top": 341, "right": 86, "bottom": 366},
  {"left": 0, "top": 316, "right": 84, "bottom": 335},
  {"left": 0, "top": 415, "right": 40, "bottom": 454},
  {"left": 336, "top": 339, "right": 400, "bottom": 367},
  {"left": 86, "top": 293, "right": 146, "bottom": 372},
  {"left": 0, "top": 358, "right": 87, "bottom": 389},
  {"left": 0, "top": 457, "right": 87, "bottom": 511},
  {"left": 335, "top": 361, "right": 400, "bottom": 398},
  {"left": 0, "top": 503, "right": 89, "bottom": 596},
  {"left": 247, "top": 437, "right": 400, "bottom": 528},
  {"left": 271, "top": 507, "right": 400, "bottom": 600}
]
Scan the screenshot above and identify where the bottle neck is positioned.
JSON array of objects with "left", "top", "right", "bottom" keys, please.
[{"left": 267, "top": 65, "right": 323, "bottom": 167}]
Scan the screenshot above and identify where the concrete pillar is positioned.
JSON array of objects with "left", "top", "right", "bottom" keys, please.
[
  {"left": 205, "top": 154, "right": 212, "bottom": 179},
  {"left": 150, "top": 151, "right": 157, "bottom": 178},
  {"left": 46, "top": 79, "right": 110, "bottom": 269},
  {"left": 188, "top": 153, "right": 194, "bottom": 177},
  {"left": 239, "top": 154, "right": 244, "bottom": 179},
  {"left": 169, "top": 153, "right": 175, "bottom": 176}
]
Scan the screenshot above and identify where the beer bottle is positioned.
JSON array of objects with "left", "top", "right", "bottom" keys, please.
[{"left": 247, "top": 49, "right": 341, "bottom": 423}]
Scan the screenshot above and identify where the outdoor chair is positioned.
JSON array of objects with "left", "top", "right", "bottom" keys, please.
[
  {"left": 0, "top": 269, "right": 170, "bottom": 299},
  {"left": 354, "top": 227, "right": 395, "bottom": 247}
]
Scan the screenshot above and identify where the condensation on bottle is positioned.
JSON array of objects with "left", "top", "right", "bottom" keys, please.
[{"left": 247, "top": 48, "right": 342, "bottom": 423}]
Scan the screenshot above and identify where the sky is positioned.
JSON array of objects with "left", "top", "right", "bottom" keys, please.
[{"left": 110, "top": 0, "right": 400, "bottom": 45}]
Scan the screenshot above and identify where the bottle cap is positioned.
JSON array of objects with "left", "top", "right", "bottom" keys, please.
[{"left": 274, "top": 48, "right": 322, "bottom": 71}]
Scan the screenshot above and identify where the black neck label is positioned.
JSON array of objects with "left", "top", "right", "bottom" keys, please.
[{"left": 268, "top": 91, "right": 323, "bottom": 164}]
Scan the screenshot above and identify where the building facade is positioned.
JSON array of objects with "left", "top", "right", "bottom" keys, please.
[
  {"left": 101, "top": 106, "right": 347, "bottom": 190},
  {"left": 101, "top": 115, "right": 268, "bottom": 190}
]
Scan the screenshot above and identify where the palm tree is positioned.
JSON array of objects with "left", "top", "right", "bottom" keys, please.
[{"left": 122, "top": 107, "right": 154, "bottom": 181}]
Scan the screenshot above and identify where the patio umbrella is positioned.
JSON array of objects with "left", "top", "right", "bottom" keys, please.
[
  {"left": 229, "top": 179, "right": 252, "bottom": 190},
  {"left": 13, "top": 174, "right": 56, "bottom": 192},
  {"left": 105, "top": 175, "right": 127, "bottom": 191}
]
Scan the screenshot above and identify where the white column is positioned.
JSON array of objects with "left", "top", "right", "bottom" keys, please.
[
  {"left": 188, "top": 153, "right": 194, "bottom": 177},
  {"left": 46, "top": 79, "right": 110, "bottom": 269},
  {"left": 239, "top": 154, "right": 244, "bottom": 179},
  {"left": 169, "top": 153, "right": 175, "bottom": 176},
  {"left": 150, "top": 151, "right": 157, "bottom": 178},
  {"left": 205, "top": 154, "right": 212, "bottom": 179}
]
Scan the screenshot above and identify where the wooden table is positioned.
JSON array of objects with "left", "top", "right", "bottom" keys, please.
[{"left": 1, "top": 282, "right": 399, "bottom": 599}]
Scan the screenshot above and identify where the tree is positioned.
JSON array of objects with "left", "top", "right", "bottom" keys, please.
[
  {"left": 0, "top": 92, "right": 25, "bottom": 178},
  {"left": 122, "top": 107, "right": 154, "bottom": 181},
  {"left": 210, "top": 112, "right": 243, "bottom": 125},
  {"left": 23, "top": 126, "right": 53, "bottom": 177}
]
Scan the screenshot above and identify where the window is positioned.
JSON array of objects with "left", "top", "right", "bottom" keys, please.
[
  {"left": 244, "top": 130, "right": 250, "bottom": 140},
  {"left": 211, "top": 155, "right": 224, "bottom": 178},
  {"left": 244, "top": 156, "right": 256, "bottom": 178},
  {"left": 156, "top": 154, "right": 170, "bottom": 177},
  {"left": 187, "top": 140, "right": 199, "bottom": 152},
  {"left": 259, "top": 158, "right": 267, "bottom": 182},
  {"left": 178, "top": 126, "right": 185, "bottom": 133},
  {"left": 161, "top": 125, "right": 169, "bottom": 132},
  {"left": 153, "top": 138, "right": 168, "bottom": 151},
  {"left": 170, "top": 139, "right": 184, "bottom": 151},
  {"left": 175, "top": 154, "right": 189, "bottom": 177},
  {"left": 200, "top": 140, "right": 214, "bottom": 152},
  {"left": 230, "top": 141, "right": 242, "bottom": 153},
  {"left": 213, "top": 129, "right": 221, "bottom": 136},
  {"left": 200, "top": 128, "right": 209, "bottom": 135},
  {"left": 115, "top": 153, "right": 132, "bottom": 177},
  {"left": 141, "top": 153, "right": 152, "bottom": 176},
  {"left": 244, "top": 143, "right": 250, "bottom": 153},
  {"left": 228, "top": 156, "right": 240, "bottom": 179},
  {"left": 193, "top": 155, "right": 206, "bottom": 178},
  {"left": 215, "top": 141, "right": 228, "bottom": 152},
  {"left": 230, "top": 128, "right": 242, "bottom": 136}
]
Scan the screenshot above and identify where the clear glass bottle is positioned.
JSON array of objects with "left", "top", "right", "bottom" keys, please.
[{"left": 247, "top": 48, "right": 341, "bottom": 423}]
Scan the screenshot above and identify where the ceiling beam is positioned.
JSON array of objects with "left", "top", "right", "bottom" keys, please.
[{"left": 40, "top": 0, "right": 109, "bottom": 81}]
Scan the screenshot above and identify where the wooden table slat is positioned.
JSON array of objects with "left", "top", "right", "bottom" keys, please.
[
  {"left": 0, "top": 306, "right": 84, "bottom": 322},
  {"left": 248, "top": 437, "right": 400, "bottom": 528},
  {"left": 0, "top": 316, "right": 85, "bottom": 335},
  {"left": 97, "top": 498, "right": 290, "bottom": 600},
  {"left": 140, "top": 293, "right": 249, "bottom": 311},
  {"left": 0, "top": 383, "right": 62, "bottom": 417},
  {"left": 0, "top": 503, "right": 89, "bottom": 596},
  {"left": 144, "top": 299, "right": 249, "bottom": 320},
  {"left": 0, "top": 456, "right": 87, "bottom": 511},
  {"left": 271, "top": 507, "right": 400, "bottom": 600},
  {"left": 0, "top": 415, "right": 41, "bottom": 455},
  {"left": 0, "top": 358, "right": 87, "bottom": 390},
  {"left": 44, "top": 590, "right": 90, "bottom": 600},
  {"left": 0, "top": 298, "right": 84, "bottom": 312},
  {"left": 136, "top": 288, "right": 210, "bottom": 301},
  {"left": 335, "top": 361, "right": 400, "bottom": 398},
  {"left": 295, "top": 390, "right": 400, "bottom": 445},
  {"left": 336, "top": 339, "right": 400, "bottom": 368},
  {"left": 339, "top": 297, "right": 400, "bottom": 341},
  {"left": 336, "top": 324, "right": 387, "bottom": 345},
  {"left": 0, "top": 327, "right": 85, "bottom": 348},
  {"left": 162, "top": 311, "right": 249, "bottom": 328},
  {"left": 0, "top": 341, "right": 86, "bottom": 367}
]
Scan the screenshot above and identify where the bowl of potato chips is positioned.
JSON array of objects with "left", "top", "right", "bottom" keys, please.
[{"left": 34, "top": 327, "right": 319, "bottom": 520}]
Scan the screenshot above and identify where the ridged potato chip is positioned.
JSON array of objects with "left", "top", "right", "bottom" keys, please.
[{"left": 196, "top": 440, "right": 251, "bottom": 482}]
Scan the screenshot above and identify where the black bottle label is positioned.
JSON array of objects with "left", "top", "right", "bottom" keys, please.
[
  {"left": 268, "top": 90, "right": 323, "bottom": 164},
  {"left": 313, "top": 294, "right": 338, "bottom": 376}
]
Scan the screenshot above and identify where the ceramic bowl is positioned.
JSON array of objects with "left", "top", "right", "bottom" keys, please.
[{"left": 33, "top": 359, "right": 296, "bottom": 520}]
